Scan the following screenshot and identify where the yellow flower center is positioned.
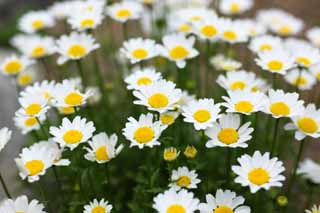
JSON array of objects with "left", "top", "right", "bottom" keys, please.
[
  {"left": 200, "top": 25, "right": 217, "bottom": 38},
  {"left": 297, "top": 117, "right": 318, "bottom": 134},
  {"left": 267, "top": 60, "right": 283, "bottom": 71},
  {"left": 235, "top": 101, "right": 253, "bottom": 113},
  {"left": 31, "top": 46, "right": 46, "bottom": 57},
  {"left": 218, "top": 128, "right": 239, "bottom": 145},
  {"left": 132, "top": 48, "right": 148, "bottom": 59},
  {"left": 80, "top": 18, "right": 95, "bottom": 28},
  {"left": 294, "top": 77, "right": 307, "bottom": 86},
  {"left": 169, "top": 46, "right": 189, "bottom": 60},
  {"left": 223, "top": 31, "right": 237, "bottom": 41},
  {"left": 176, "top": 176, "right": 191, "bottom": 187},
  {"left": 134, "top": 126, "right": 155, "bottom": 144},
  {"left": 25, "top": 160, "right": 45, "bottom": 176},
  {"left": 190, "top": 16, "right": 202, "bottom": 21},
  {"left": 214, "top": 206, "right": 234, "bottom": 213},
  {"left": 248, "top": 168, "right": 270, "bottom": 185},
  {"left": 193, "top": 109, "right": 211, "bottom": 123},
  {"left": 270, "top": 102, "right": 290, "bottom": 116},
  {"left": 251, "top": 86, "right": 259, "bottom": 92},
  {"left": 24, "top": 117, "right": 38, "bottom": 127},
  {"left": 137, "top": 77, "right": 152, "bottom": 86},
  {"left": 32, "top": 20, "right": 44, "bottom": 30},
  {"left": 25, "top": 103, "right": 41, "bottom": 116},
  {"left": 64, "top": 92, "right": 84, "bottom": 106},
  {"left": 63, "top": 130, "right": 83, "bottom": 144},
  {"left": 259, "top": 44, "right": 272, "bottom": 52},
  {"left": 148, "top": 93, "right": 169, "bottom": 108},
  {"left": 160, "top": 114, "right": 175, "bottom": 125},
  {"left": 278, "top": 25, "right": 292, "bottom": 35},
  {"left": 164, "top": 148, "right": 178, "bottom": 161},
  {"left": 67, "top": 44, "right": 87, "bottom": 58},
  {"left": 230, "top": 81, "right": 246, "bottom": 91},
  {"left": 167, "top": 204, "right": 186, "bottom": 213},
  {"left": 178, "top": 24, "right": 192, "bottom": 33},
  {"left": 230, "top": 3, "right": 240, "bottom": 13},
  {"left": 116, "top": 8, "right": 132, "bottom": 18},
  {"left": 60, "top": 107, "right": 75, "bottom": 115},
  {"left": 296, "top": 57, "right": 311, "bottom": 67},
  {"left": 316, "top": 72, "right": 320, "bottom": 80},
  {"left": 184, "top": 146, "right": 197, "bottom": 158},
  {"left": 95, "top": 146, "right": 109, "bottom": 161},
  {"left": 91, "top": 205, "right": 106, "bottom": 213},
  {"left": 18, "top": 74, "right": 32, "bottom": 86},
  {"left": 4, "top": 60, "right": 23, "bottom": 74}
]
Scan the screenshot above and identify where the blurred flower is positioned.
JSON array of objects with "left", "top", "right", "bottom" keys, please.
[
  {"left": 219, "top": 0, "right": 253, "bottom": 15},
  {"left": 306, "top": 27, "right": 320, "bottom": 48},
  {"left": 305, "top": 205, "right": 320, "bottom": 213},
  {"left": 217, "top": 70, "right": 257, "bottom": 91},
  {"left": 210, "top": 54, "right": 242, "bottom": 71},
  {"left": 284, "top": 69, "right": 316, "bottom": 91},
  {"left": 14, "top": 114, "right": 45, "bottom": 135},
  {"left": 193, "top": 16, "right": 222, "bottom": 41},
  {"left": 184, "top": 145, "right": 197, "bottom": 159},
  {"left": 16, "top": 68, "right": 36, "bottom": 87},
  {"left": 249, "top": 35, "right": 282, "bottom": 54},
  {"left": 83, "top": 198, "right": 113, "bottom": 213},
  {"left": 0, "top": 127, "right": 12, "bottom": 153},
  {"left": 169, "top": 166, "right": 201, "bottom": 190},
  {"left": 160, "top": 111, "right": 179, "bottom": 126},
  {"left": 106, "top": 1, "right": 143, "bottom": 23},
  {"left": 125, "top": 67, "right": 162, "bottom": 90},
  {"left": 220, "top": 19, "right": 248, "bottom": 44},
  {"left": 0, "top": 55, "right": 34, "bottom": 76},
  {"left": 298, "top": 158, "right": 320, "bottom": 184},
  {"left": 68, "top": 10, "right": 104, "bottom": 31},
  {"left": 310, "top": 63, "right": 320, "bottom": 81},
  {"left": 18, "top": 10, "right": 55, "bottom": 34},
  {"left": 0, "top": 195, "right": 46, "bottom": 213},
  {"left": 163, "top": 147, "right": 180, "bottom": 162},
  {"left": 20, "top": 80, "right": 56, "bottom": 102}
]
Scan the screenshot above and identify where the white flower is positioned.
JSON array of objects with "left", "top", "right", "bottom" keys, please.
[
  {"left": 219, "top": 0, "right": 253, "bottom": 15},
  {"left": 205, "top": 113, "right": 253, "bottom": 148},
  {"left": 249, "top": 35, "right": 283, "bottom": 54},
  {"left": 298, "top": 158, "right": 320, "bottom": 184},
  {"left": 289, "top": 45, "right": 320, "bottom": 68},
  {"left": 174, "top": 7, "right": 216, "bottom": 24},
  {"left": 217, "top": 70, "right": 257, "bottom": 91},
  {"left": 241, "top": 19, "right": 267, "bottom": 37},
  {"left": 0, "top": 127, "right": 12, "bottom": 152},
  {"left": 84, "top": 132, "right": 124, "bottom": 163},
  {"left": 83, "top": 198, "right": 113, "bottom": 213},
  {"left": 193, "top": 16, "right": 222, "bottom": 41},
  {"left": 310, "top": 63, "right": 320, "bottom": 81},
  {"left": 48, "top": 1, "right": 74, "bottom": 20},
  {"left": 169, "top": 166, "right": 201, "bottom": 190},
  {"left": 17, "top": 95, "right": 50, "bottom": 118},
  {"left": 106, "top": 1, "right": 143, "bottom": 23},
  {"left": 269, "top": 12, "right": 304, "bottom": 37},
  {"left": 68, "top": 10, "right": 104, "bottom": 31},
  {"left": 0, "top": 195, "right": 46, "bottom": 213},
  {"left": 14, "top": 114, "right": 45, "bottom": 135},
  {"left": 18, "top": 10, "right": 55, "bottom": 34},
  {"left": 16, "top": 68, "right": 36, "bottom": 87},
  {"left": 160, "top": 111, "right": 180, "bottom": 126},
  {"left": 20, "top": 80, "right": 56, "bottom": 102},
  {"left": 232, "top": 151, "right": 285, "bottom": 193},
  {"left": 0, "top": 55, "right": 34, "bottom": 76},
  {"left": 199, "top": 189, "right": 251, "bottom": 213},
  {"left": 210, "top": 54, "right": 242, "bottom": 71},
  {"left": 220, "top": 19, "right": 249, "bottom": 44},
  {"left": 307, "top": 27, "right": 320, "bottom": 48},
  {"left": 305, "top": 205, "right": 320, "bottom": 213},
  {"left": 284, "top": 69, "right": 316, "bottom": 91},
  {"left": 125, "top": 67, "right": 162, "bottom": 90}
]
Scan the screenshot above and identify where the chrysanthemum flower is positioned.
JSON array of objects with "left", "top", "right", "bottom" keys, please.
[
  {"left": 199, "top": 189, "right": 251, "bottom": 213},
  {"left": 217, "top": 70, "right": 257, "bottom": 91},
  {"left": 175, "top": 7, "right": 216, "bottom": 24},
  {"left": 193, "top": 16, "right": 222, "bottom": 41},
  {"left": 306, "top": 27, "right": 320, "bottom": 48},
  {"left": 269, "top": 12, "right": 304, "bottom": 37},
  {"left": 83, "top": 198, "right": 113, "bottom": 213},
  {"left": 205, "top": 113, "right": 253, "bottom": 148},
  {"left": 220, "top": 19, "right": 249, "bottom": 44},
  {"left": 122, "top": 113, "right": 166, "bottom": 149},
  {"left": 17, "top": 95, "right": 49, "bottom": 118},
  {"left": 298, "top": 158, "right": 320, "bottom": 184},
  {"left": 0, "top": 195, "right": 46, "bottom": 213},
  {"left": 284, "top": 69, "right": 316, "bottom": 91},
  {"left": 160, "top": 111, "right": 180, "bottom": 126},
  {"left": 232, "top": 151, "right": 285, "bottom": 193},
  {"left": 0, "top": 55, "right": 34, "bottom": 76},
  {"left": 249, "top": 35, "right": 282, "bottom": 54},
  {"left": 285, "top": 42, "right": 320, "bottom": 68},
  {"left": 50, "top": 116, "right": 96, "bottom": 150},
  {"left": 106, "top": 1, "right": 143, "bottom": 23},
  {"left": 210, "top": 54, "right": 242, "bottom": 71},
  {"left": 84, "top": 132, "right": 124, "bottom": 163},
  {"left": 68, "top": 10, "right": 104, "bottom": 31},
  {"left": 219, "top": 0, "right": 253, "bottom": 15},
  {"left": 14, "top": 114, "right": 45, "bottom": 135},
  {"left": 48, "top": 1, "right": 74, "bottom": 20},
  {"left": 16, "top": 69, "right": 36, "bottom": 87},
  {"left": 310, "top": 63, "right": 320, "bottom": 81},
  {"left": 163, "top": 147, "right": 180, "bottom": 162},
  {"left": 169, "top": 166, "right": 201, "bottom": 190},
  {"left": 0, "top": 127, "right": 12, "bottom": 153},
  {"left": 241, "top": 19, "right": 267, "bottom": 37},
  {"left": 18, "top": 10, "right": 55, "bottom": 34},
  {"left": 125, "top": 67, "right": 162, "bottom": 90},
  {"left": 305, "top": 205, "right": 320, "bottom": 213}
]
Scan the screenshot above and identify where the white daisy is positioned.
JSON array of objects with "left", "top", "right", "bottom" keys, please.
[
  {"left": 217, "top": 70, "right": 257, "bottom": 91},
  {"left": 16, "top": 68, "right": 36, "bottom": 87},
  {"left": 249, "top": 35, "right": 283, "bottom": 54},
  {"left": 220, "top": 19, "right": 249, "bottom": 44},
  {"left": 310, "top": 63, "right": 320, "bottom": 81},
  {"left": 298, "top": 158, "right": 320, "bottom": 184},
  {"left": 160, "top": 111, "right": 180, "bottom": 126},
  {"left": 20, "top": 80, "right": 56, "bottom": 102},
  {"left": 0, "top": 127, "right": 12, "bottom": 153},
  {"left": 219, "top": 0, "right": 253, "bottom": 15},
  {"left": 269, "top": 12, "right": 304, "bottom": 37},
  {"left": 290, "top": 45, "right": 320, "bottom": 68},
  {"left": 68, "top": 10, "right": 104, "bottom": 31},
  {"left": 174, "top": 7, "right": 216, "bottom": 24},
  {"left": 14, "top": 114, "right": 45, "bottom": 135},
  {"left": 48, "top": 1, "right": 74, "bottom": 20},
  {"left": 106, "top": 1, "right": 143, "bottom": 23},
  {"left": 193, "top": 16, "right": 222, "bottom": 41},
  {"left": 305, "top": 205, "right": 320, "bottom": 213},
  {"left": 284, "top": 69, "right": 316, "bottom": 91},
  {"left": 1, "top": 55, "right": 34, "bottom": 76},
  {"left": 210, "top": 54, "right": 242, "bottom": 71},
  {"left": 241, "top": 19, "right": 267, "bottom": 38},
  {"left": 307, "top": 27, "right": 320, "bottom": 48},
  {"left": 125, "top": 67, "right": 162, "bottom": 90},
  {"left": 17, "top": 95, "right": 49, "bottom": 118},
  {"left": 18, "top": 10, "right": 55, "bottom": 34},
  {"left": 169, "top": 166, "right": 201, "bottom": 190},
  {"left": 0, "top": 195, "right": 46, "bottom": 213},
  {"left": 83, "top": 198, "right": 113, "bottom": 213}
]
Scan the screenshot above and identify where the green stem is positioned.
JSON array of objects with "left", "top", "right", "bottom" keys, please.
[
  {"left": 36, "top": 117, "right": 49, "bottom": 139},
  {"left": 271, "top": 118, "right": 280, "bottom": 156},
  {"left": 226, "top": 148, "right": 232, "bottom": 185},
  {"left": 92, "top": 51, "right": 107, "bottom": 104},
  {"left": 0, "top": 172, "right": 11, "bottom": 198},
  {"left": 75, "top": 60, "right": 87, "bottom": 88}
]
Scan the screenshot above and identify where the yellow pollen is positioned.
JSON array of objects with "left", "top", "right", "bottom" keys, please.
[
  {"left": 95, "top": 146, "right": 109, "bottom": 161},
  {"left": 137, "top": 77, "right": 152, "bottom": 86},
  {"left": 259, "top": 44, "right": 272, "bottom": 52},
  {"left": 296, "top": 57, "right": 311, "bottom": 67},
  {"left": 267, "top": 60, "right": 283, "bottom": 71},
  {"left": 297, "top": 117, "right": 318, "bottom": 134},
  {"left": 4, "top": 60, "right": 23, "bottom": 74},
  {"left": 270, "top": 102, "right": 290, "bottom": 116},
  {"left": 116, "top": 8, "right": 132, "bottom": 18},
  {"left": 167, "top": 204, "right": 186, "bottom": 213},
  {"left": 80, "top": 18, "right": 95, "bottom": 28},
  {"left": 160, "top": 114, "right": 175, "bottom": 125},
  {"left": 294, "top": 77, "right": 307, "bottom": 86},
  {"left": 214, "top": 206, "right": 234, "bottom": 213},
  {"left": 91, "top": 205, "right": 106, "bottom": 213},
  {"left": 178, "top": 24, "right": 192, "bottom": 33},
  {"left": 278, "top": 25, "right": 292, "bottom": 35},
  {"left": 67, "top": 44, "right": 87, "bottom": 58},
  {"left": 193, "top": 109, "right": 211, "bottom": 123},
  {"left": 132, "top": 48, "right": 148, "bottom": 59},
  {"left": 200, "top": 25, "right": 217, "bottom": 38},
  {"left": 230, "top": 3, "right": 240, "bottom": 13},
  {"left": 63, "top": 130, "right": 83, "bottom": 144},
  {"left": 148, "top": 93, "right": 169, "bottom": 108},
  {"left": 25, "top": 160, "right": 44, "bottom": 176},
  {"left": 25, "top": 103, "right": 41, "bottom": 116},
  {"left": 176, "top": 176, "right": 191, "bottom": 187},
  {"left": 218, "top": 128, "right": 239, "bottom": 145},
  {"left": 169, "top": 46, "right": 189, "bottom": 60},
  {"left": 64, "top": 92, "right": 84, "bottom": 106},
  {"left": 230, "top": 81, "right": 246, "bottom": 91},
  {"left": 248, "top": 168, "right": 270, "bottom": 185},
  {"left": 32, "top": 20, "right": 44, "bottom": 30},
  {"left": 60, "top": 107, "right": 75, "bottom": 115},
  {"left": 223, "top": 31, "right": 237, "bottom": 40},
  {"left": 235, "top": 101, "right": 253, "bottom": 113},
  {"left": 18, "top": 74, "right": 32, "bottom": 86},
  {"left": 134, "top": 126, "right": 155, "bottom": 144},
  {"left": 24, "top": 117, "right": 38, "bottom": 127}
]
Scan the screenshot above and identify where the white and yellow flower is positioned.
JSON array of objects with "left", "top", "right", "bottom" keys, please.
[
  {"left": 68, "top": 10, "right": 104, "bottom": 31},
  {"left": 298, "top": 158, "right": 320, "bottom": 184},
  {"left": 286, "top": 42, "right": 320, "bottom": 68},
  {"left": 49, "top": 116, "right": 96, "bottom": 150},
  {"left": 20, "top": 80, "right": 56, "bottom": 102},
  {"left": 55, "top": 32, "right": 100, "bottom": 64},
  {"left": 175, "top": 7, "right": 216, "bottom": 24},
  {"left": 205, "top": 113, "right": 253, "bottom": 148},
  {"left": 182, "top": 98, "right": 221, "bottom": 130},
  {"left": 284, "top": 69, "right": 316, "bottom": 91},
  {"left": 14, "top": 114, "right": 45, "bottom": 135},
  {"left": 18, "top": 10, "right": 55, "bottom": 34},
  {"left": 163, "top": 147, "right": 180, "bottom": 162},
  {"left": 169, "top": 166, "right": 201, "bottom": 190},
  {"left": 210, "top": 54, "right": 242, "bottom": 71},
  {"left": 222, "top": 89, "right": 267, "bottom": 115},
  {"left": 264, "top": 89, "right": 304, "bottom": 118},
  {"left": 125, "top": 67, "right": 162, "bottom": 90},
  {"left": 83, "top": 198, "right": 113, "bottom": 213},
  {"left": 120, "top": 38, "right": 159, "bottom": 64},
  {"left": 249, "top": 35, "right": 282, "bottom": 54},
  {"left": 153, "top": 188, "right": 199, "bottom": 213},
  {"left": 219, "top": 0, "right": 253, "bottom": 15},
  {"left": 269, "top": 12, "right": 304, "bottom": 37},
  {"left": 122, "top": 113, "right": 166, "bottom": 149},
  {"left": 160, "top": 111, "right": 180, "bottom": 126},
  {"left": 193, "top": 16, "right": 222, "bottom": 41},
  {"left": 16, "top": 68, "right": 36, "bottom": 87},
  {"left": 84, "top": 132, "right": 124, "bottom": 163},
  {"left": 106, "top": 1, "right": 143, "bottom": 23},
  {"left": 17, "top": 95, "right": 49, "bottom": 117},
  {"left": 1, "top": 55, "right": 34, "bottom": 76},
  {"left": 220, "top": 19, "right": 249, "bottom": 44},
  {"left": 133, "top": 79, "right": 182, "bottom": 113},
  {"left": 241, "top": 19, "right": 267, "bottom": 37},
  {"left": 157, "top": 33, "right": 199, "bottom": 68},
  {"left": 310, "top": 63, "right": 320, "bottom": 81},
  {"left": 305, "top": 205, "right": 320, "bottom": 213},
  {"left": 0, "top": 127, "right": 12, "bottom": 153},
  {"left": 199, "top": 189, "right": 251, "bottom": 213},
  {"left": 232, "top": 151, "right": 285, "bottom": 193},
  {"left": 307, "top": 27, "right": 320, "bottom": 48},
  {"left": 217, "top": 70, "right": 256, "bottom": 91},
  {"left": 0, "top": 195, "right": 46, "bottom": 213},
  {"left": 48, "top": 1, "right": 74, "bottom": 20}
]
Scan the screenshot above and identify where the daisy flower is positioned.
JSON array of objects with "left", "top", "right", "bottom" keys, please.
[
  {"left": 0, "top": 195, "right": 46, "bottom": 213},
  {"left": 250, "top": 78, "right": 270, "bottom": 93},
  {"left": 153, "top": 188, "right": 199, "bottom": 213},
  {"left": 221, "top": 90, "right": 267, "bottom": 115},
  {"left": 219, "top": 0, "right": 253, "bottom": 15},
  {"left": 177, "top": 90, "right": 196, "bottom": 109},
  {"left": 16, "top": 68, "right": 36, "bottom": 87},
  {"left": 106, "top": 1, "right": 143, "bottom": 23},
  {"left": 160, "top": 111, "right": 180, "bottom": 126},
  {"left": 20, "top": 80, "right": 56, "bottom": 102},
  {"left": 122, "top": 113, "right": 166, "bottom": 149},
  {"left": 205, "top": 113, "right": 253, "bottom": 148},
  {"left": 163, "top": 147, "right": 180, "bottom": 162},
  {"left": 133, "top": 79, "right": 182, "bottom": 113},
  {"left": 307, "top": 27, "right": 320, "bottom": 48},
  {"left": 169, "top": 166, "right": 201, "bottom": 190},
  {"left": 249, "top": 35, "right": 283, "bottom": 54},
  {"left": 55, "top": 32, "right": 100, "bottom": 65},
  {"left": 182, "top": 98, "right": 221, "bottom": 131},
  {"left": 241, "top": 19, "right": 267, "bottom": 38},
  {"left": 84, "top": 132, "right": 124, "bottom": 163},
  {"left": 217, "top": 70, "right": 256, "bottom": 91},
  {"left": 220, "top": 19, "right": 249, "bottom": 44},
  {"left": 184, "top": 145, "right": 198, "bottom": 159},
  {"left": 0, "top": 127, "right": 12, "bottom": 152},
  {"left": 264, "top": 89, "right": 304, "bottom": 118},
  {"left": 48, "top": 1, "right": 74, "bottom": 20},
  {"left": 305, "top": 205, "right": 320, "bottom": 213},
  {"left": 167, "top": 15, "right": 193, "bottom": 35},
  {"left": 17, "top": 95, "right": 49, "bottom": 118},
  {"left": 193, "top": 16, "right": 222, "bottom": 41},
  {"left": 310, "top": 63, "right": 320, "bottom": 81},
  {"left": 298, "top": 158, "right": 320, "bottom": 184},
  {"left": 284, "top": 69, "right": 316, "bottom": 91},
  {"left": 255, "top": 49, "right": 295, "bottom": 75},
  {"left": 157, "top": 33, "right": 199, "bottom": 68},
  {"left": 0, "top": 55, "right": 34, "bottom": 76},
  {"left": 86, "top": 86, "right": 102, "bottom": 105},
  {"left": 199, "top": 189, "right": 251, "bottom": 213},
  {"left": 285, "top": 104, "right": 320, "bottom": 141},
  {"left": 210, "top": 54, "right": 242, "bottom": 71},
  {"left": 120, "top": 38, "right": 159, "bottom": 64},
  {"left": 49, "top": 116, "right": 96, "bottom": 150},
  {"left": 83, "top": 198, "right": 113, "bottom": 213},
  {"left": 232, "top": 151, "right": 285, "bottom": 193},
  {"left": 14, "top": 114, "right": 45, "bottom": 135},
  {"left": 18, "top": 10, "right": 55, "bottom": 34},
  {"left": 289, "top": 46, "right": 320, "bottom": 68},
  {"left": 67, "top": 10, "right": 104, "bottom": 31},
  {"left": 125, "top": 67, "right": 162, "bottom": 90},
  {"left": 269, "top": 12, "right": 304, "bottom": 37},
  {"left": 174, "top": 7, "right": 216, "bottom": 24}
]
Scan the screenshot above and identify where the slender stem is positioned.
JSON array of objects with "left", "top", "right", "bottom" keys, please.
[
  {"left": 75, "top": 60, "right": 87, "bottom": 88},
  {"left": 0, "top": 172, "right": 12, "bottom": 198},
  {"left": 92, "top": 51, "right": 107, "bottom": 103},
  {"left": 271, "top": 118, "right": 280, "bottom": 156},
  {"left": 36, "top": 117, "right": 49, "bottom": 139},
  {"left": 226, "top": 148, "right": 232, "bottom": 185},
  {"left": 52, "top": 167, "right": 64, "bottom": 199}
]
